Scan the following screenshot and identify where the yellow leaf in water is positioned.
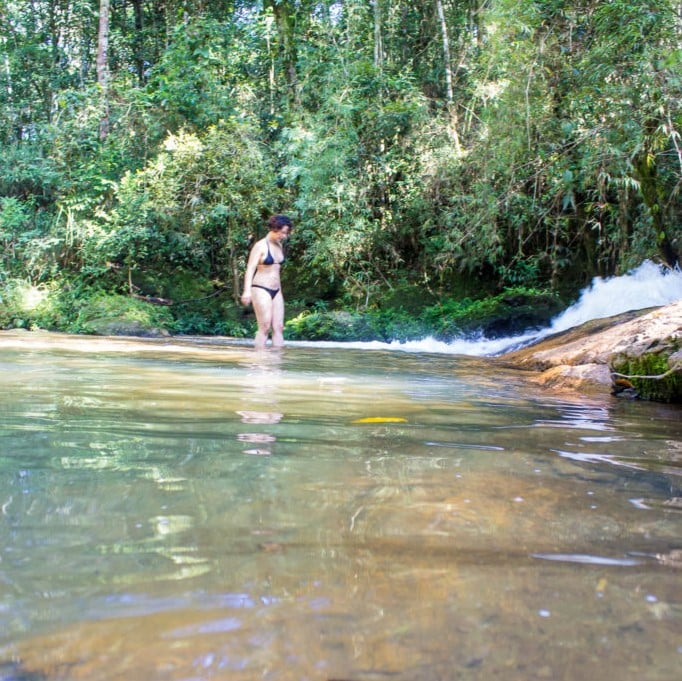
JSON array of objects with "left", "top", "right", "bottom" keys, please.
[
  {"left": 596, "top": 578, "right": 608, "bottom": 593},
  {"left": 351, "top": 416, "right": 408, "bottom": 424}
]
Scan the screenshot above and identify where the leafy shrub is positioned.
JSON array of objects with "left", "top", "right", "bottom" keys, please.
[{"left": 74, "top": 293, "right": 176, "bottom": 336}]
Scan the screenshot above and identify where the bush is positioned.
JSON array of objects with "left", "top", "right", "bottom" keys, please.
[
  {"left": 74, "top": 293, "right": 176, "bottom": 336},
  {"left": 285, "top": 287, "right": 562, "bottom": 342},
  {"left": 0, "top": 279, "right": 67, "bottom": 330}
]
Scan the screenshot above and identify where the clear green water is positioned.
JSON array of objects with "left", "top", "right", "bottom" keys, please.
[{"left": 0, "top": 331, "right": 680, "bottom": 681}]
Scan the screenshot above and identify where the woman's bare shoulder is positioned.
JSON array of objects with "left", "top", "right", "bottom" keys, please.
[{"left": 250, "top": 238, "right": 267, "bottom": 257}]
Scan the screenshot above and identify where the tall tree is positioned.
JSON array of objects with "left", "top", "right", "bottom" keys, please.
[
  {"left": 263, "top": 0, "right": 299, "bottom": 103},
  {"left": 97, "top": 0, "right": 111, "bottom": 139},
  {"left": 435, "top": 0, "right": 461, "bottom": 153},
  {"left": 131, "top": 0, "right": 146, "bottom": 85},
  {"left": 373, "top": 0, "right": 383, "bottom": 68}
]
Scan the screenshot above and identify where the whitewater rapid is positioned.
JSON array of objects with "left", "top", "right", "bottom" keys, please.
[{"left": 290, "top": 260, "right": 682, "bottom": 356}]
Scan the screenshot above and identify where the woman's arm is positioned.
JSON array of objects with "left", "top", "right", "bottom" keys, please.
[{"left": 240, "top": 240, "right": 263, "bottom": 305}]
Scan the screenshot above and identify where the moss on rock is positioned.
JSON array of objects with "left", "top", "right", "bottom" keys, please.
[
  {"left": 611, "top": 347, "right": 682, "bottom": 403},
  {"left": 75, "top": 293, "right": 175, "bottom": 337},
  {"left": 286, "top": 310, "right": 376, "bottom": 341}
]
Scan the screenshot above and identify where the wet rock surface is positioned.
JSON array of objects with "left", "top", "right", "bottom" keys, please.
[{"left": 499, "top": 300, "right": 682, "bottom": 402}]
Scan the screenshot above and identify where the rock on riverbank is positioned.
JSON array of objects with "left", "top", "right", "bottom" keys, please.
[{"left": 498, "top": 300, "right": 682, "bottom": 403}]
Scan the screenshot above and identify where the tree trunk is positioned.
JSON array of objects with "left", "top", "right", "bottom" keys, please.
[
  {"left": 132, "top": 0, "right": 145, "bottom": 85},
  {"left": 436, "top": 0, "right": 461, "bottom": 154},
  {"left": 97, "top": 0, "right": 111, "bottom": 140},
  {"left": 264, "top": 0, "right": 298, "bottom": 104},
  {"left": 373, "top": 0, "right": 383, "bottom": 68},
  {"left": 633, "top": 153, "right": 680, "bottom": 269}
]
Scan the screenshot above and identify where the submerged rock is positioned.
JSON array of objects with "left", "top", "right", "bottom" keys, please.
[{"left": 499, "top": 300, "right": 682, "bottom": 402}]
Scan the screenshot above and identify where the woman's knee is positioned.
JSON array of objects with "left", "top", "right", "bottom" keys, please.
[{"left": 255, "top": 310, "right": 273, "bottom": 328}]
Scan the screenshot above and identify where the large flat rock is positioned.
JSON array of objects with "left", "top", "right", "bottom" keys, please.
[{"left": 498, "top": 300, "right": 682, "bottom": 399}]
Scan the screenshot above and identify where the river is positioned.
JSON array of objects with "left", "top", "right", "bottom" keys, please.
[{"left": 0, "top": 262, "right": 681, "bottom": 680}]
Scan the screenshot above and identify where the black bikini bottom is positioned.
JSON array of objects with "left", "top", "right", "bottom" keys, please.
[{"left": 252, "top": 284, "right": 280, "bottom": 299}]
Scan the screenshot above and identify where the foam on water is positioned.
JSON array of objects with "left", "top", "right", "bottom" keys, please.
[{"left": 549, "top": 260, "right": 682, "bottom": 334}]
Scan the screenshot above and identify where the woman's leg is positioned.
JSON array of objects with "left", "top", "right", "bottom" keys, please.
[
  {"left": 251, "top": 288, "right": 273, "bottom": 349},
  {"left": 270, "top": 292, "right": 285, "bottom": 348}
]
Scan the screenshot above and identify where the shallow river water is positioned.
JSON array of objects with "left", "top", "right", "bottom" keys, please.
[{"left": 0, "top": 331, "right": 680, "bottom": 681}]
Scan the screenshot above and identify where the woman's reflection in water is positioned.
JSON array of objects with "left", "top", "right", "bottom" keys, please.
[{"left": 236, "top": 352, "right": 284, "bottom": 456}]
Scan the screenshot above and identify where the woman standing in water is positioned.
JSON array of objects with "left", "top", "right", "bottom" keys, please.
[{"left": 241, "top": 214, "right": 293, "bottom": 349}]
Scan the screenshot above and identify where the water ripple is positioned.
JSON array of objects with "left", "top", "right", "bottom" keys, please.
[{"left": 531, "top": 553, "right": 644, "bottom": 566}]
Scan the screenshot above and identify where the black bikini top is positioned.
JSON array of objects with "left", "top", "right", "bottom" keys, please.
[{"left": 262, "top": 240, "right": 285, "bottom": 266}]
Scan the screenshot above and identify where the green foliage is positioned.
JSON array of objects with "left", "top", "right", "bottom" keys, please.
[
  {"left": 1, "top": 0, "right": 680, "bottom": 336},
  {"left": 149, "top": 18, "right": 243, "bottom": 131},
  {"left": 278, "top": 61, "right": 431, "bottom": 306},
  {"left": 0, "top": 196, "right": 60, "bottom": 282},
  {"left": 0, "top": 141, "right": 60, "bottom": 200},
  {"left": 85, "top": 120, "right": 279, "bottom": 292},
  {"left": 0, "top": 278, "right": 78, "bottom": 331},
  {"left": 74, "top": 293, "right": 176, "bottom": 336},
  {"left": 285, "top": 307, "right": 423, "bottom": 343},
  {"left": 447, "top": 0, "right": 682, "bottom": 283},
  {"left": 286, "top": 286, "right": 561, "bottom": 342},
  {"left": 420, "top": 287, "right": 562, "bottom": 339}
]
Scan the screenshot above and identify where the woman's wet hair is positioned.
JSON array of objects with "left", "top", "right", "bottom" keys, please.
[{"left": 268, "top": 214, "right": 293, "bottom": 232}]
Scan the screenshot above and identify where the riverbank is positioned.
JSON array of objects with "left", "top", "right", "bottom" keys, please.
[{"left": 0, "top": 281, "right": 564, "bottom": 342}]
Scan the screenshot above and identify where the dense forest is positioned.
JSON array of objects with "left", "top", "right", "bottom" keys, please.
[{"left": 0, "top": 1, "right": 680, "bottom": 339}]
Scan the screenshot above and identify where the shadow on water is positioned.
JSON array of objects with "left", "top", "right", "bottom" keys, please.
[{"left": 0, "top": 329, "right": 680, "bottom": 681}]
